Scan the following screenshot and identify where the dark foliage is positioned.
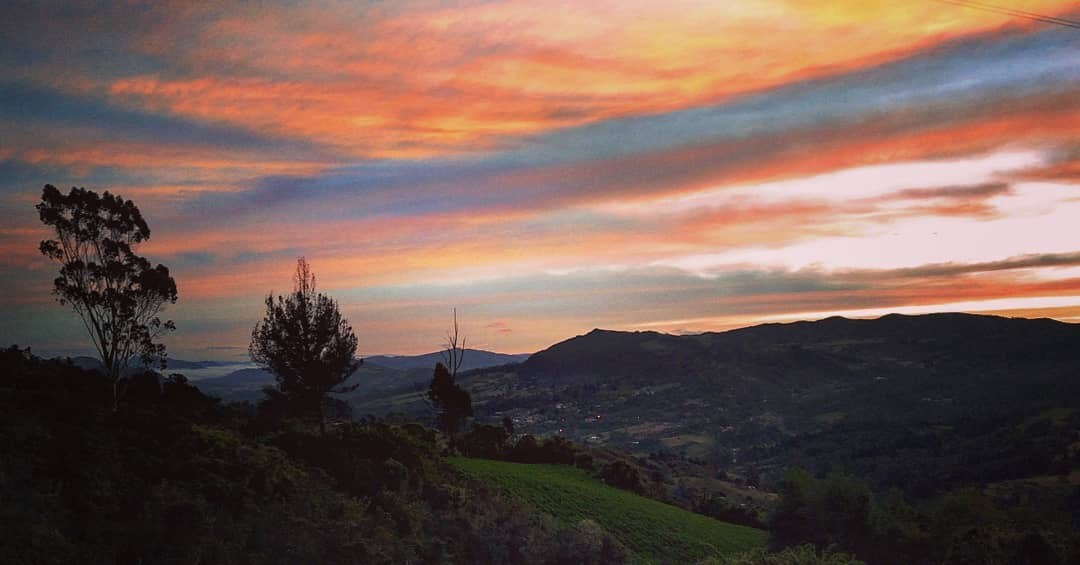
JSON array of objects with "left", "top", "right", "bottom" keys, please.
[
  {"left": 428, "top": 362, "right": 473, "bottom": 438},
  {"left": 0, "top": 345, "right": 625, "bottom": 564},
  {"left": 510, "top": 434, "right": 542, "bottom": 462},
  {"left": 461, "top": 424, "right": 510, "bottom": 459},
  {"left": 600, "top": 460, "right": 645, "bottom": 494},
  {"left": 695, "top": 494, "right": 768, "bottom": 529},
  {"left": 769, "top": 467, "right": 1080, "bottom": 564}
]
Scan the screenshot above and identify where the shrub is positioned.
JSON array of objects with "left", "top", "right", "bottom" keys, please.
[{"left": 600, "top": 460, "right": 644, "bottom": 493}]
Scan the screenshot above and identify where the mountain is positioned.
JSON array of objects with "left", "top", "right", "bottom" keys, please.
[
  {"left": 519, "top": 313, "right": 1078, "bottom": 387},
  {"left": 193, "top": 349, "right": 529, "bottom": 403},
  {"left": 163, "top": 359, "right": 241, "bottom": 370},
  {"left": 194, "top": 364, "right": 425, "bottom": 403},
  {"left": 355, "top": 313, "right": 1080, "bottom": 496},
  {"left": 62, "top": 356, "right": 238, "bottom": 373},
  {"left": 67, "top": 356, "right": 105, "bottom": 372},
  {"left": 365, "top": 349, "right": 530, "bottom": 371}
]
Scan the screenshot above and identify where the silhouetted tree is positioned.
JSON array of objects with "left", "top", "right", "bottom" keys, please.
[
  {"left": 428, "top": 362, "right": 473, "bottom": 438},
  {"left": 37, "top": 184, "right": 177, "bottom": 411},
  {"left": 249, "top": 258, "right": 360, "bottom": 434},
  {"left": 426, "top": 309, "right": 473, "bottom": 439}
]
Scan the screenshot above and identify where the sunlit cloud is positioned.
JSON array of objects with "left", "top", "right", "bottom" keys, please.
[{"left": 0, "top": 1, "right": 1078, "bottom": 356}]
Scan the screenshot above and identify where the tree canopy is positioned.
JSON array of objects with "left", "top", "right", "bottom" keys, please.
[
  {"left": 249, "top": 257, "right": 360, "bottom": 433},
  {"left": 37, "top": 184, "right": 177, "bottom": 409}
]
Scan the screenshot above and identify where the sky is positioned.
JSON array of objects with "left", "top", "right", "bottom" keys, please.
[{"left": 0, "top": 0, "right": 1078, "bottom": 359}]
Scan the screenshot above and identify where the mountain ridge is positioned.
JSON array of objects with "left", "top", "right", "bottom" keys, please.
[
  {"left": 354, "top": 312, "right": 1080, "bottom": 496},
  {"left": 192, "top": 348, "right": 531, "bottom": 402}
]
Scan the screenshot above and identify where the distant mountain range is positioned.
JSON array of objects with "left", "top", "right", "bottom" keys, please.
[
  {"left": 65, "top": 356, "right": 242, "bottom": 373},
  {"left": 365, "top": 349, "right": 530, "bottom": 371},
  {"left": 352, "top": 313, "right": 1080, "bottom": 495},
  {"left": 188, "top": 348, "right": 531, "bottom": 402}
]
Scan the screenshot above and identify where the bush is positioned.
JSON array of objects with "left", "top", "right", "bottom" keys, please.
[
  {"left": 601, "top": 460, "right": 644, "bottom": 493},
  {"left": 574, "top": 452, "right": 595, "bottom": 472},
  {"left": 462, "top": 424, "right": 509, "bottom": 459},
  {"left": 511, "top": 434, "right": 542, "bottom": 463}
]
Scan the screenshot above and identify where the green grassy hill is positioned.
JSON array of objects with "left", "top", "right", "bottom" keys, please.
[{"left": 448, "top": 457, "right": 766, "bottom": 563}]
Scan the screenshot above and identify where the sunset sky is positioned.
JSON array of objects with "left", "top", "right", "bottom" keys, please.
[{"left": 1, "top": 1, "right": 1078, "bottom": 359}]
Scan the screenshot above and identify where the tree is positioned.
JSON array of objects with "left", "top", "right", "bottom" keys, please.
[
  {"left": 37, "top": 184, "right": 177, "bottom": 411},
  {"left": 249, "top": 258, "right": 360, "bottom": 434},
  {"left": 428, "top": 362, "right": 473, "bottom": 438},
  {"left": 428, "top": 309, "right": 473, "bottom": 438}
]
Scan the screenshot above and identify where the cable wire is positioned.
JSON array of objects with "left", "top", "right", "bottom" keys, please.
[{"left": 935, "top": 0, "right": 1080, "bottom": 29}]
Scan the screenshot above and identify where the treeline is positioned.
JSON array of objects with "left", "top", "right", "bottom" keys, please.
[
  {"left": 765, "top": 407, "right": 1080, "bottom": 501},
  {"left": 0, "top": 346, "right": 630, "bottom": 564},
  {"left": 770, "top": 468, "right": 1080, "bottom": 564},
  {"left": 456, "top": 424, "right": 649, "bottom": 493}
]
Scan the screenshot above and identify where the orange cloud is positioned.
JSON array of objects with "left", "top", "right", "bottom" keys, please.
[
  {"left": 93, "top": 0, "right": 1077, "bottom": 158},
  {"left": 5, "top": 1, "right": 1079, "bottom": 355},
  {"left": 556, "top": 91, "right": 1078, "bottom": 210}
]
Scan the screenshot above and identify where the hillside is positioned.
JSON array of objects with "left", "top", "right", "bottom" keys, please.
[
  {"left": 0, "top": 346, "right": 643, "bottom": 564},
  {"left": 358, "top": 313, "right": 1080, "bottom": 496},
  {"left": 448, "top": 457, "right": 766, "bottom": 563}
]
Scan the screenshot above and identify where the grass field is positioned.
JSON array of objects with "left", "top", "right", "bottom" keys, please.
[{"left": 448, "top": 457, "right": 767, "bottom": 563}]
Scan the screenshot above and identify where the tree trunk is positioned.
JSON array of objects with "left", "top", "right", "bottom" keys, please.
[
  {"left": 318, "top": 398, "right": 326, "bottom": 435},
  {"left": 110, "top": 374, "right": 119, "bottom": 413}
]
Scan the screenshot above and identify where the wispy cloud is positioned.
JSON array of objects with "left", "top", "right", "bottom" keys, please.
[{"left": 1, "top": 1, "right": 1077, "bottom": 355}]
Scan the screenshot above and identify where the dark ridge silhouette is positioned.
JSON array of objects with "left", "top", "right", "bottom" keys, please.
[
  {"left": 367, "top": 349, "right": 530, "bottom": 372},
  {"left": 520, "top": 312, "right": 1080, "bottom": 383}
]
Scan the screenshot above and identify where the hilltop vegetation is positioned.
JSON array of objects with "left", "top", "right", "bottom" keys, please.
[
  {"left": 0, "top": 346, "right": 636, "bottom": 564},
  {"left": 449, "top": 457, "right": 766, "bottom": 563}
]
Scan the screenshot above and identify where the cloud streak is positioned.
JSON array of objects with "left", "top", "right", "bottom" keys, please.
[{"left": 0, "top": 1, "right": 1077, "bottom": 356}]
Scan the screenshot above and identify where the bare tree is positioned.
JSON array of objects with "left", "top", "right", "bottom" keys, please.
[
  {"left": 425, "top": 308, "right": 474, "bottom": 439},
  {"left": 440, "top": 307, "right": 466, "bottom": 378}
]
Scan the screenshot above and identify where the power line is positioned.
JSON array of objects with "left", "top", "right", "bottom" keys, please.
[
  {"left": 940, "top": 0, "right": 1080, "bottom": 28},
  {"left": 935, "top": 0, "right": 1080, "bottom": 29}
]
